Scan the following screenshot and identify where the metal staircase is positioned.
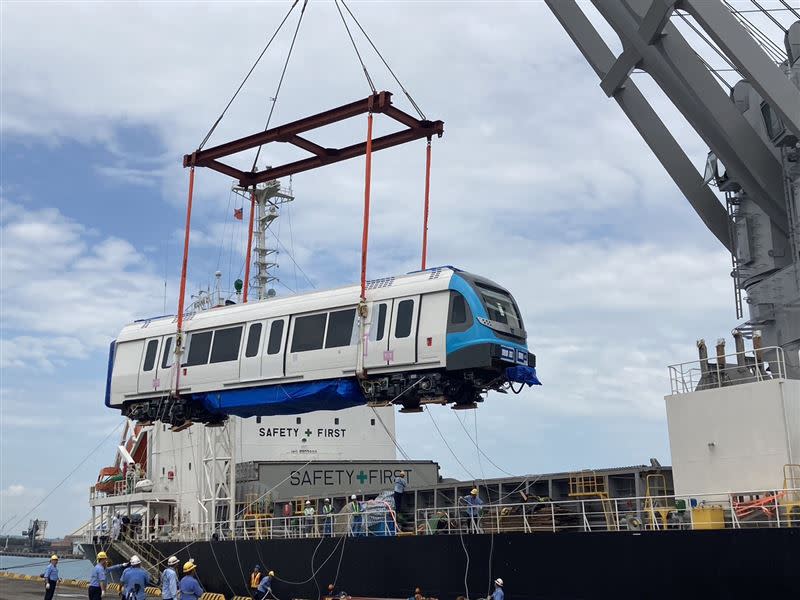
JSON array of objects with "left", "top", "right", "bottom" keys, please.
[{"left": 110, "top": 537, "right": 161, "bottom": 583}]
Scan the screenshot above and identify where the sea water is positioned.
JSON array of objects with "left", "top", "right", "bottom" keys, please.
[{"left": 0, "top": 555, "right": 94, "bottom": 580}]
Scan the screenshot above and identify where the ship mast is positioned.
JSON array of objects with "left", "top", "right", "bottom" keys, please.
[{"left": 234, "top": 178, "right": 294, "bottom": 300}]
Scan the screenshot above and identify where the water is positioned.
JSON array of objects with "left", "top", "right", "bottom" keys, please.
[{"left": 0, "top": 555, "right": 93, "bottom": 580}]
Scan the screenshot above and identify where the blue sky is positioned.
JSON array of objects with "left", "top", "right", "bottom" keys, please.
[{"left": 2, "top": 1, "right": 791, "bottom": 536}]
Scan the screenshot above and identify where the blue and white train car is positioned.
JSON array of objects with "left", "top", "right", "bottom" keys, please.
[{"left": 106, "top": 267, "right": 539, "bottom": 426}]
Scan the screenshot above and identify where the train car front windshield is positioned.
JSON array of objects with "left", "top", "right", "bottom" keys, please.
[{"left": 475, "top": 283, "right": 523, "bottom": 330}]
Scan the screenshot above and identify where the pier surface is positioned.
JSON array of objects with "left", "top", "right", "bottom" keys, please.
[{"left": 0, "top": 578, "right": 158, "bottom": 600}]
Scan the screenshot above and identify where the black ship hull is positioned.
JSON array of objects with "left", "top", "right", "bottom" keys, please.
[{"left": 84, "top": 528, "right": 798, "bottom": 599}]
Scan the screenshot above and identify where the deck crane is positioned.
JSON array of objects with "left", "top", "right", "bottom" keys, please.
[{"left": 546, "top": 0, "right": 800, "bottom": 379}]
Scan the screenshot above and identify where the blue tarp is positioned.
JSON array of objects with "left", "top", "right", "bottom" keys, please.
[
  {"left": 193, "top": 378, "right": 366, "bottom": 418},
  {"left": 506, "top": 365, "right": 542, "bottom": 386}
]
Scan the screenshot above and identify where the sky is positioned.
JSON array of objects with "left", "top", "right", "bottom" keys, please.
[{"left": 1, "top": 1, "right": 794, "bottom": 537}]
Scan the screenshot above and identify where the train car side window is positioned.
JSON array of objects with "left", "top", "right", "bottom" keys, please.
[
  {"left": 395, "top": 299, "right": 414, "bottom": 339},
  {"left": 210, "top": 326, "right": 243, "bottom": 363},
  {"left": 186, "top": 331, "right": 213, "bottom": 366},
  {"left": 375, "top": 303, "right": 387, "bottom": 341},
  {"left": 448, "top": 291, "right": 473, "bottom": 333},
  {"left": 161, "top": 337, "right": 174, "bottom": 369},
  {"left": 142, "top": 339, "right": 159, "bottom": 372},
  {"left": 291, "top": 314, "right": 326, "bottom": 352},
  {"left": 245, "top": 323, "right": 262, "bottom": 358},
  {"left": 326, "top": 308, "right": 357, "bottom": 348},
  {"left": 267, "top": 320, "right": 285, "bottom": 355}
]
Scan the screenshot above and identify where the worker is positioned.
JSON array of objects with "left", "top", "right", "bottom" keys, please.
[
  {"left": 326, "top": 583, "right": 336, "bottom": 598},
  {"left": 120, "top": 555, "right": 149, "bottom": 600},
  {"left": 41, "top": 555, "right": 59, "bottom": 600},
  {"left": 303, "top": 500, "right": 316, "bottom": 537},
  {"left": 322, "top": 498, "right": 334, "bottom": 537},
  {"left": 249, "top": 564, "right": 262, "bottom": 599},
  {"left": 461, "top": 488, "right": 485, "bottom": 533},
  {"left": 282, "top": 502, "right": 293, "bottom": 537},
  {"left": 178, "top": 561, "right": 204, "bottom": 600},
  {"left": 406, "top": 586, "right": 424, "bottom": 600},
  {"left": 393, "top": 471, "right": 408, "bottom": 515},
  {"left": 111, "top": 512, "right": 121, "bottom": 541},
  {"left": 88, "top": 551, "right": 127, "bottom": 600},
  {"left": 348, "top": 495, "right": 363, "bottom": 537},
  {"left": 161, "top": 556, "right": 180, "bottom": 600},
  {"left": 491, "top": 578, "right": 504, "bottom": 600},
  {"left": 256, "top": 569, "right": 274, "bottom": 600}
]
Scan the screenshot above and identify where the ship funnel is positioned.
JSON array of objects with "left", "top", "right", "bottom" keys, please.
[
  {"left": 732, "top": 330, "right": 746, "bottom": 367},
  {"left": 697, "top": 339, "right": 709, "bottom": 375},
  {"left": 715, "top": 338, "right": 726, "bottom": 378}
]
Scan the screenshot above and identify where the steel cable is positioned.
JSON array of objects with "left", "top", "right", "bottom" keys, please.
[{"left": 334, "top": 0, "right": 377, "bottom": 94}]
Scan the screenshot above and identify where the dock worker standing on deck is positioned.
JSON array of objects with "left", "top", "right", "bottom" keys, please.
[
  {"left": 111, "top": 512, "right": 121, "bottom": 541},
  {"left": 348, "top": 495, "right": 363, "bottom": 536},
  {"left": 120, "top": 555, "right": 150, "bottom": 600},
  {"left": 461, "top": 488, "right": 485, "bottom": 533},
  {"left": 322, "top": 498, "right": 334, "bottom": 537},
  {"left": 41, "top": 555, "right": 58, "bottom": 600},
  {"left": 88, "top": 551, "right": 127, "bottom": 600},
  {"left": 393, "top": 471, "right": 408, "bottom": 515},
  {"left": 161, "top": 556, "right": 179, "bottom": 600},
  {"left": 303, "top": 500, "right": 316, "bottom": 537},
  {"left": 178, "top": 561, "right": 204, "bottom": 600},
  {"left": 491, "top": 578, "right": 504, "bottom": 600}
]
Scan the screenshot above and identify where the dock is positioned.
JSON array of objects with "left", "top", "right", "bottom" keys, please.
[{"left": 0, "top": 578, "right": 159, "bottom": 600}]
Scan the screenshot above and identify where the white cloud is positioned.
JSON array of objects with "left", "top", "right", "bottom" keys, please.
[{"left": 0, "top": 484, "right": 28, "bottom": 497}]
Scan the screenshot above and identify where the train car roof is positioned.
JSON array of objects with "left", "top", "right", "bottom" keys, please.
[{"left": 116, "top": 266, "right": 465, "bottom": 341}]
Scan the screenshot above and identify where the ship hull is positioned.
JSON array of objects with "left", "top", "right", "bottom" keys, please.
[{"left": 83, "top": 528, "right": 797, "bottom": 599}]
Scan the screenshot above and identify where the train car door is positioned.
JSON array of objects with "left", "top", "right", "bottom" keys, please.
[
  {"left": 261, "top": 317, "right": 287, "bottom": 379},
  {"left": 387, "top": 295, "right": 419, "bottom": 367},
  {"left": 240, "top": 321, "right": 266, "bottom": 381},
  {"left": 364, "top": 300, "right": 392, "bottom": 368},
  {"left": 136, "top": 337, "right": 161, "bottom": 394}
]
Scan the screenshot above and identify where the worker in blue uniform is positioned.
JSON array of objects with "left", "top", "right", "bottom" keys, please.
[
  {"left": 179, "top": 560, "right": 204, "bottom": 600},
  {"left": 161, "top": 556, "right": 180, "bottom": 600},
  {"left": 393, "top": 471, "right": 408, "bottom": 515},
  {"left": 88, "top": 551, "right": 127, "bottom": 600},
  {"left": 491, "top": 578, "right": 504, "bottom": 600},
  {"left": 256, "top": 569, "right": 274, "bottom": 599},
  {"left": 120, "top": 555, "right": 150, "bottom": 600},
  {"left": 41, "top": 555, "right": 59, "bottom": 600},
  {"left": 461, "top": 488, "right": 485, "bottom": 533}
]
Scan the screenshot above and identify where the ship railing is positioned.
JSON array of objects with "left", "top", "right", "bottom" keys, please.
[
  {"left": 667, "top": 345, "right": 785, "bottom": 395},
  {"left": 414, "top": 487, "right": 800, "bottom": 535}
]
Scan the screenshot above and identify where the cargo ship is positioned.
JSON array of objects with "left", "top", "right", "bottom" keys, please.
[{"left": 79, "top": 2, "right": 800, "bottom": 599}]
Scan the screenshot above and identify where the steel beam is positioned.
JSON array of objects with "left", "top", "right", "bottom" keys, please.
[
  {"left": 681, "top": 0, "right": 800, "bottom": 140},
  {"left": 593, "top": 0, "right": 788, "bottom": 236},
  {"left": 545, "top": 0, "right": 733, "bottom": 250},
  {"left": 183, "top": 91, "right": 443, "bottom": 187}
]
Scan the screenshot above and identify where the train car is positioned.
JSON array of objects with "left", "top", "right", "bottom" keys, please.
[{"left": 106, "top": 266, "right": 539, "bottom": 426}]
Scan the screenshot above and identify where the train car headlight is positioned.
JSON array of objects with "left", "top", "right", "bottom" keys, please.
[
  {"left": 516, "top": 350, "right": 528, "bottom": 365},
  {"left": 500, "top": 346, "right": 516, "bottom": 362}
]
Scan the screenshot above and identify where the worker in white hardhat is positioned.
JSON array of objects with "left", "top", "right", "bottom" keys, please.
[
  {"left": 491, "top": 578, "right": 504, "bottom": 600},
  {"left": 322, "top": 498, "right": 334, "bottom": 537},
  {"left": 178, "top": 561, "right": 204, "bottom": 600},
  {"left": 256, "top": 569, "right": 275, "bottom": 599},
  {"left": 460, "top": 488, "right": 485, "bottom": 534},
  {"left": 41, "top": 555, "right": 59, "bottom": 600},
  {"left": 348, "top": 494, "right": 363, "bottom": 537},
  {"left": 161, "top": 556, "right": 180, "bottom": 600},
  {"left": 120, "top": 555, "right": 150, "bottom": 600},
  {"left": 303, "top": 500, "right": 316, "bottom": 537}
]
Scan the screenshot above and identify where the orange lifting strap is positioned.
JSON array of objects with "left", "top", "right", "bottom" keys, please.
[
  {"left": 175, "top": 166, "right": 196, "bottom": 394},
  {"left": 421, "top": 138, "right": 432, "bottom": 270},
  {"left": 243, "top": 190, "right": 257, "bottom": 303},
  {"left": 360, "top": 113, "right": 374, "bottom": 302}
]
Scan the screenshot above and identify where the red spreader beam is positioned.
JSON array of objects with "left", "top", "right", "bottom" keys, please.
[{"left": 183, "top": 91, "right": 444, "bottom": 186}]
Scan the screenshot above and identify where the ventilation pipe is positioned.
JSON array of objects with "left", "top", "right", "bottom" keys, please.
[
  {"left": 733, "top": 330, "right": 746, "bottom": 367},
  {"left": 716, "top": 338, "right": 726, "bottom": 381},
  {"left": 697, "top": 339, "right": 709, "bottom": 375},
  {"left": 753, "top": 331, "right": 764, "bottom": 365}
]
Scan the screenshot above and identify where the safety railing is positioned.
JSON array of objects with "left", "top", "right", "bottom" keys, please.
[
  {"left": 668, "top": 345, "right": 785, "bottom": 395},
  {"left": 414, "top": 488, "right": 800, "bottom": 535}
]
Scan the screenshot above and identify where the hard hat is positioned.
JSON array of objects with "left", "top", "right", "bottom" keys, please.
[
  {"left": 167, "top": 556, "right": 179, "bottom": 566},
  {"left": 328, "top": 584, "right": 335, "bottom": 591},
  {"left": 399, "top": 471, "right": 406, "bottom": 476},
  {"left": 415, "top": 588, "right": 421, "bottom": 594},
  {"left": 96, "top": 552, "right": 108, "bottom": 560},
  {"left": 305, "top": 500, "right": 311, "bottom": 505},
  {"left": 268, "top": 570, "right": 275, "bottom": 577},
  {"left": 350, "top": 494, "right": 357, "bottom": 500},
  {"left": 495, "top": 578, "right": 503, "bottom": 586},
  {"left": 183, "top": 561, "right": 196, "bottom": 572},
  {"left": 324, "top": 498, "right": 330, "bottom": 502},
  {"left": 129, "top": 556, "right": 141, "bottom": 566},
  {"left": 253, "top": 565, "right": 261, "bottom": 571},
  {"left": 50, "top": 555, "right": 59, "bottom": 561},
  {"left": 470, "top": 488, "right": 478, "bottom": 495}
]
